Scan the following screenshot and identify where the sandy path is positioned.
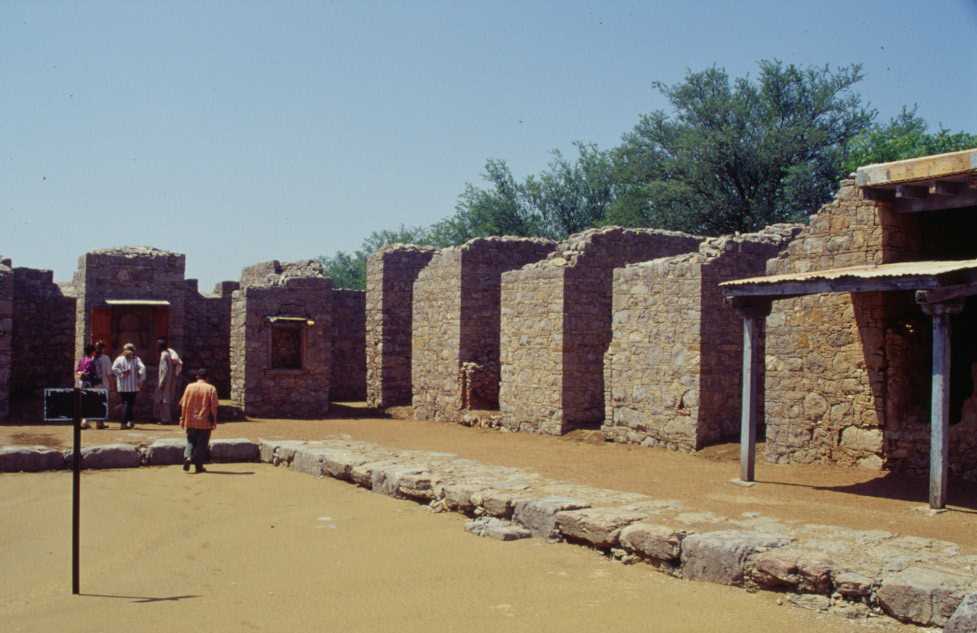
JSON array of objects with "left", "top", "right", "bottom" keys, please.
[
  {"left": 3, "top": 404, "right": 977, "bottom": 549},
  {"left": 0, "top": 465, "right": 915, "bottom": 633}
]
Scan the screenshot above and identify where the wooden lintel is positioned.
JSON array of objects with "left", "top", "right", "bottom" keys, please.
[
  {"left": 855, "top": 148, "right": 977, "bottom": 187},
  {"left": 892, "top": 188, "right": 977, "bottom": 214},
  {"left": 862, "top": 187, "right": 895, "bottom": 203},
  {"left": 896, "top": 184, "right": 929, "bottom": 199},
  {"left": 929, "top": 181, "right": 965, "bottom": 196},
  {"left": 727, "top": 296, "right": 773, "bottom": 317}
]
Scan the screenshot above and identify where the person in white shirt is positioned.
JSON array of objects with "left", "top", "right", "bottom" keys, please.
[
  {"left": 112, "top": 343, "right": 146, "bottom": 430},
  {"left": 154, "top": 337, "right": 183, "bottom": 424}
]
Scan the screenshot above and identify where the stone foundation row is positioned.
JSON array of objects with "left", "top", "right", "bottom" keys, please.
[
  {"left": 0, "top": 439, "right": 259, "bottom": 470},
  {"left": 2, "top": 437, "right": 976, "bottom": 631}
]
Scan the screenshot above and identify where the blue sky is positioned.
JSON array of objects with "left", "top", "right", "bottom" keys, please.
[{"left": 2, "top": 1, "right": 975, "bottom": 290}]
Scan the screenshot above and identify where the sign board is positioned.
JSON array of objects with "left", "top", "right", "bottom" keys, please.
[{"left": 44, "top": 388, "right": 109, "bottom": 421}]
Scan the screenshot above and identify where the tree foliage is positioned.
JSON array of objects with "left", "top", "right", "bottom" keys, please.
[
  {"left": 606, "top": 61, "right": 875, "bottom": 234},
  {"left": 842, "top": 106, "right": 977, "bottom": 174},
  {"left": 321, "top": 60, "right": 976, "bottom": 289}
]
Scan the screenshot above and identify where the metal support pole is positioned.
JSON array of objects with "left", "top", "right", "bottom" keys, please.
[
  {"left": 918, "top": 299, "right": 964, "bottom": 510},
  {"left": 732, "top": 298, "right": 772, "bottom": 484},
  {"left": 72, "top": 387, "right": 81, "bottom": 595}
]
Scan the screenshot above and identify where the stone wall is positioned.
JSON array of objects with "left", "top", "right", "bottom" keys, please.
[
  {"left": 0, "top": 258, "right": 12, "bottom": 420},
  {"left": 230, "top": 260, "right": 332, "bottom": 418},
  {"left": 602, "top": 226, "right": 801, "bottom": 451},
  {"left": 73, "top": 247, "right": 189, "bottom": 420},
  {"left": 413, "top": 237, "right": 555, "bottom": 422},
  {"left": 365, "top": 245, "right": 435, "bottom": 408},
  {"left": 759, "top": 180, "right": 977, "bottom": 477},
  {"left": 183, "top": 280, "right": 238, "bottom": 398},
  {"left": 331, "top": 289, "right": 366, "bottom": 401},
  {"left": 500, "top": 227, "right": 703, "bottom": 435},
  {"left": 9, "top": 267, "right": 77, "bottom": 419}
]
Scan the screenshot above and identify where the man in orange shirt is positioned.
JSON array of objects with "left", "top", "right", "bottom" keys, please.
[{"left": 179, "top": 368, "right": 219, "bottom": 474}]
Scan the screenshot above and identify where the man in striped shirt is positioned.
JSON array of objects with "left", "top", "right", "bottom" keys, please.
[{"left": 112, "top": 343, "right": 146, "bottom": 430}]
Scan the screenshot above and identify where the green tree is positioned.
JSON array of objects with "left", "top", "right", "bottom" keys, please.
[
  {"left": 842, "top": 106, "right": 977, "bottom": 174},
  {"left": 319, "top": 225, "right": 432, "bottom": 290},
  {"left": 524, "top": 142, "right": 617, "bottom": 238},
  {"left": 448, "top": 159, "right": 546, "bottom": 240},
  {"left": 606, "top": 60, "right": 875, "bottom": 235}
]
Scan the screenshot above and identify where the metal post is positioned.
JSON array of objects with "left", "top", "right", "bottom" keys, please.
[
  {"left": 72, "top": 387, "right": 81, "bottom": 595},
  {"left": 929, "top": 307, "right": 952, "bottom": 509},
  {"left": 733, "top": 298, "right": 772, "bottom": 484},
  {"left": 918, "top": 300, "right": 964, "bottom": 510}
]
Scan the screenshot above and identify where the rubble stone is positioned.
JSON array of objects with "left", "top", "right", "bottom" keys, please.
[
  {"left": 512, "top": 496, "right": 590, "bottom": 539},
  {"left": 0, "top": 445, "right": 65, "bottom": 472},
  {"left": 680, "top": 530, "right": 790, "bottom": 585},
  {"left": 365, "top": 246, "right": 436, "bottom": 408},
  {"left": 412, "top": 237, "right": 555, "bottom": 422},
  {"left": 465, "top": 517, "right": 532, "bottom": 541},
  {"left": 499, "top": 227, "right": 703, "bottom": 435},
  {"left": 876, "top": 566, "right": 971, "bottom": 627}
]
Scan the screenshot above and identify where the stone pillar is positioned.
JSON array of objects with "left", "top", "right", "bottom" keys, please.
[
  {"left": 365, "top": 246, "right": 435, "bottom": 409},
  {"left": 0, "top": 258, "right": 12, "bottom": 421}
]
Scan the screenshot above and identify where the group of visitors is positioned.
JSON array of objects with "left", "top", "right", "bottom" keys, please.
[{"left": 74, "top": 338, "right": 219, "bottom": 474}]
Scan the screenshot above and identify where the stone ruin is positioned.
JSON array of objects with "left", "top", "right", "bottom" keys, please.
[
  {"left": 763, "top": 178, "right": 977, "bottom": 478},
  {"left": 602, "top": 225, "right": 801, "bottom": 451},
  {"left": 365, "top": 245, "right": 435, "bottom": 408},
  {"left": 0, "top": 247, "right": 366, "bottom": 423},
  {"left": 0, "top": 258, "right": 11, "bottom": 420},
  {"left": 331, "top": 289, "right": 367, "bottom": 402},
  {"left": 499, "top": 227, "right": 703, "bottom": 435},
  {"left": 411, "top": 237, "right": 556, "bottom": 421},
  {"left": 230, "top": 260, "right": 333, "bottom": 418}
]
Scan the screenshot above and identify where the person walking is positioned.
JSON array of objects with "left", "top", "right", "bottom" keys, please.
[
  {"left": 154, "top": 338, "right": 183, "bottom": 424},
  {"left": 179, "top": 368, "right": 218, "bottom": 474},
  {"left": 112, "top": 343, "right": 146, "bottom": 430}
]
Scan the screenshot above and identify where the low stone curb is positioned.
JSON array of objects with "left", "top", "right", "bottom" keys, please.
[
  {"left": 256, "top": 438, "right": 977, "bottom": 631},
  {"left": 0, "top": 440, "right": 262, "bottom": 471},
  {"left": 3, "top": 437, "right": 976, "bottom": 630}
]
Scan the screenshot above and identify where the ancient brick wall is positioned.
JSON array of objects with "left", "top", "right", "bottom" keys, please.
[
  {"left": 602, "top": 226, "right": 800, "bottom": 451},
  {"left": 331, "top": 289, "right": 366, "bottom": 401},
  {"left": 183, "top": 280, "right": 237, "bottom": 398},
  {"left": 500, "top": 228, "right": 703, "bottom": 435},
  {"left": 0, "top": 258, "right": 12, "bottom": 420},
  {"left": 762, "top": 180, "right": 937, "bottom": 472},
  {"left": 9, "top": 267, "right": 77, "bottom": 419},
  {"left": 365, "top": 246, "right": 435, "bottom": 408},
  {"left": 412, "top": 237, "right": 555, "bottom": 422},
  {"left": 230, "top": 260, "right": 332, "bottom": 418},
  {"left": 73, "top": 247, "right": 189, "bottom": 420}
]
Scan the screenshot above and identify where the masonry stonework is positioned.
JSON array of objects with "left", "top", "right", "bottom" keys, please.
[
  {"left": 365, "top": 246, "right": 436, "bottom": 408},
  {"left": 0, "top": 258, "right": 12, "bottom": 420},
  {"left": 499, "top": 227, "right": 703, "bottom": 435},
  {"left": 601, "top": 226, "right": 800, "bottom": 451},
  {"left": 10, "top": 268, "right": 76, "bottom": 418},
  {"left": 331, "top": 289, "right": 366, "bottom": 401},
  {"left": 184, "top": 280, "right": 238, "bottom": 398},
  {"left": 762, "top": 179, "right": 977, "bottom": 478},
  {"left": 230, "top": 260, "right": 332, "bottom": 418},
  {"left": 412, "top": 237, "right": 555, "bottom": 422}
]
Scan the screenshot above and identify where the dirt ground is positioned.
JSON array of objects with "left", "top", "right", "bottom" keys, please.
[
  {"left": 3, "top": 402, "right": 977, "bottom": 549},
  {"left": 0, "top": 465, "right": 917, "bottom": 633}
]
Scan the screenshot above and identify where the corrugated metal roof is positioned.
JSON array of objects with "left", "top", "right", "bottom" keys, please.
[
  {"left": 856, "top": 148, "right": 977, "bottom": 187},
  {"left": 721, "top": 259, "right": 977, "bottom": 288}
]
